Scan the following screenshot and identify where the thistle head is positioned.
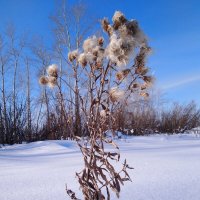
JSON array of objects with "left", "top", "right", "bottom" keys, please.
[
  {"left": 101, "top": 18, "right": 110, "bottom": 32},
  {"left": 83, "top": 36, "right": 98, "bottom": 53},
  {"left": 68, "top": 50, "right": 78, "bottom": 62},
  {"left": 39, "top": 76, "right": 49, "bottom": 85},
  {"left": 143, "top": 76, "right": 154, "bottom": 85},
  {"left": 98, "top": 37, "right": 104, "bottom": 46},
  {"left": 112, "top": 11, "right": 127, "bottom": 30},
  {"left": 46, "top": 64, "right": 58, "bottom": 78},
  {"left": 78, "top": 53, "right": 87, "bottom": 67},
  {"left": 48, "top": 76, "right": 57, "bottom": 88},
  {"left": 140, "top": 92, "right": 149, "bottom": 98},
  {"left": 116, "top": 71, "right": 123, "bottom": 81},
  {"left": 109, "top": 87, "right": 124, "bottom": 102}
]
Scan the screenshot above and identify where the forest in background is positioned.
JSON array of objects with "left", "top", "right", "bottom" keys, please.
[{"left": 0, "top": 2, "right": 200, "bottom": 145}]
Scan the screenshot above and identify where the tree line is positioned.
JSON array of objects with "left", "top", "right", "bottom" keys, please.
[{"left": 0, "top": 3, "right": 200, "bottom": 146}]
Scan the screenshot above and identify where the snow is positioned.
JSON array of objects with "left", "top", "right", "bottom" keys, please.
[
  {"left": 1, "top": 134, "right": 200, "bottom": 200},
  {"left": 189, "top": 127, "right": 200, "bottom": 135}
]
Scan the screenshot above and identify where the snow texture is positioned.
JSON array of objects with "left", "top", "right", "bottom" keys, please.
[{"left": 1, "top": 134, "right": 200, "bottom": 200}]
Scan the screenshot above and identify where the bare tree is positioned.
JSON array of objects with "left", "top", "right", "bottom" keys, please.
[
  {"left": 160, "top": 101, "right": 200, "bottom": 133},
  {"left": 31, "top": 38, "right": 52, "bottom": 139},
  {"left": 51, "top": 0, "right": 99, "bottom": 137},
  {"left": 25, "top": 57, "right": 32, "bottom": 141},
  {"left": 0, "top": 35, "right": 9, "bottom": 144},
  {"left": 6, "top": 25, "right": 26, "bottom": 143}
]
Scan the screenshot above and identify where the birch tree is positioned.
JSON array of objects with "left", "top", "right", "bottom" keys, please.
[{"left": 0, "top": 35, "right": 9, "bottom": 144}]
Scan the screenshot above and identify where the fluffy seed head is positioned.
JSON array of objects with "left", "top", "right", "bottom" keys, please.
[
  {"left": 106, "top": 34, "right": 123, "bottom": 65},
  {"left": 39, "top": 76, "right": 49, "bottom": 85},
  {"left": 98, "top": 37, "right": 104, "bottom": 46},
  {"left": 68, "top": 50, "right": 78, "bottom": 62},
  {"left": 116, "top": 69, "right": 130, "bottom": 81},
  {"left": 143, "top": 76, "right": 154, "bottom": 84},
  {"left": 118, "top": 55, "right": 129, "bottom": 66},
  {"left": 85, "top": 52, "right": 95, "bottom": 63},
  {"left": 118, "top": 24, "right": 129, "bottom": 38},
  {"left": 92, "top": 46, "right": 105, "bottom": 61},
  {"left": 125, "top": 20, "right": 138, "bottom": 36},
  {"left": 122, "top": 69, "right": 131, "bottom": 76},
  {"left": 112, "top": 11, "right": 126, "bottom": 24},
  {"left": 83, "top": 36, "right": 98, "bottom": 53},
  {"left": 131, "top": 83, "right": 139, "bottom": 89},
  {"left": 112, "top": 11, "right": 127, "bottom": 30},
  {"left": 46, "top": 64, "right": 58, "bottom": 78},
  {"left": 141, "top": 83, "right": 148, "bottom": 90},
  {"left": 116, "top": 72, "right": 123, "bottom": 81},
  {"left": 106, "top": 33, "right": 135, "bottom": 66},
  {"left": 78, "top": 53, "right": 87, "bottom": 67},
  {"left": 118, "top": 20, "right": 147, "bottom": 47},
  {"left": 120, "top": 37, "right": 135, "bottom": 53},
  {"left": 140, "top": 67, "right": 149, "bottom": 75},
  {"left": 101, "top": 18, "right": 110, "bottom": 32},
  {"left": 140, "top": 92, "right": 149, "bottom": 98},
  {"left": 107, "top": 25, "right": 114, "bottom": 36},
  {"left": 95, "top": 57, "right": 103, "bottom": 69},
  {"left": 48, "top": 76, "right": 57, "bottom": 88},
  {"left": 135, "top": 46, "right": 151, "bottom": 71},
  {"left": 135, "top": 67, "right": 148, "bottom": 75},
  {"left": 109, "top": 87, "right": 124, "bottom": 102}
]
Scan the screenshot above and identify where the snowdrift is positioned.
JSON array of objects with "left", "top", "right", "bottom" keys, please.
[{"left": 1, "top": 134, "right": 200, "bottom": 200}]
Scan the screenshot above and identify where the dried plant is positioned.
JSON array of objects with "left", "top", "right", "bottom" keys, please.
[
  {"left": 39, "top": 76, "right": 49, "bottom": 85},
  {"left": 40, "top": 10, "right": 153, "bottom": 200},
  {"left": 68, "top": 50, "right": 79, "bottom": 62},
  {"left": 39, "top": 64, "right": 58, "bottom": 88},
  {"left": 46, "top": 64, "right": 58, "bottom": 78}
]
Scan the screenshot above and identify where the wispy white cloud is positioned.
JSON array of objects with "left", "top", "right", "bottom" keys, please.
[{"left": 161, "top": 75, "right": 200, "bottom": 90}]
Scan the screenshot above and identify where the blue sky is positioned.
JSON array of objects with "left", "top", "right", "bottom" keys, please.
[{"left": 0, "top": 0, "right": 200, "bottom": 104}]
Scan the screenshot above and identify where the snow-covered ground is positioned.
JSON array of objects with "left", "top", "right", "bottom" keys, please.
[{"left": 1, "top": 134, "right": 200, "bottom": 200}]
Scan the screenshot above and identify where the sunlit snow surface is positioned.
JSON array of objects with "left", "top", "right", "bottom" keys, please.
[{"left": 1, "top": 134, "right": 200, "bottom": 200}]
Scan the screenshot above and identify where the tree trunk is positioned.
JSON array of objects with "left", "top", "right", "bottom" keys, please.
[
  {"left": 1, "top": 61, "right": 8, "bottom": 145},
  {"left": 12, "top": 60, "right": 18, "bottom": 144},
  {"left": 26, "top": 58, "right": 32, "bottom": 142},
  {"left": 74, "top": 70, "right": 81, "bottom": 137}
]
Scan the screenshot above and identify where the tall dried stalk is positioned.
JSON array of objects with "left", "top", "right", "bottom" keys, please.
[{"left": 40, "top": 11, "right": 153, "bottom": 200}]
